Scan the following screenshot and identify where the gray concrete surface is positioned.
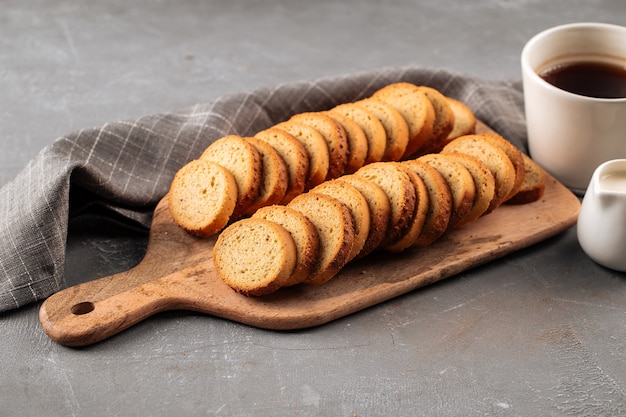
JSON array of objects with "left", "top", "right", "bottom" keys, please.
[{"left": 2, "top": 1, "right": 626, "bottom": 416}]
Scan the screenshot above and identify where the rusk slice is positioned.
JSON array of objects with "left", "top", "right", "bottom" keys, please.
[
  {"left": 274, "top": 121, "right": 330, "bottom": 189},
  {"left": 414, "top": 86, "right": 455, "bottom": 155},
  {"left": 372, "top": 82, "right": 435, "bottom": 158},
  {"left": 354, "top": 162, "right": 417, "bottom": 247},
  {"left": 446, "top": 98, "right": 476, "bottom": 140},
  {"left": 325, "top": 111, "right": 369, "bottom": 174},
  {"left": 252, "top": 205, "right": 320, "bottom": 286},
  {"left": 168, "top": 159, "right": 238, "bottom": 237},
  {"left": 254, "top": 127, "right": 309, "bottom": 204},
  {"left": 213, "top": 218, "right": 297, "bottom": 296},
  {"left": 288, "top": 193, "right": 355, "bottom": 286},
  {"left": 401, "top": 159, "right": 452, "bottom": 247},
  {"left": 442, "top": 135, "right": 516, "bottom": 213},
  {"left": 312, "top": 179, "right": 371, "bottom": 261},
  {"left": 357, "top": 98, "right": 409, "bottom": 162},
  {"left": 418, "top": 154, "right": 476, "bottom": 229},
  {"left": 384, "top": 163, "right": 430, "bottom": 252},
  {"left": 329, "top": 102, "right": 386, "bottom": 165},
  {"left": 442, "top": 152, "right": 495, "bottom": 226},
  {"left": 289, "top": 112, "right": 349, "bottom": 180},
  {"left": 200, "top": 135, "right": 261, "bottom": 219},
  {"left": 505, "top": 153, "right": 547, "bottom": 205},
  {"left": 244, "top": 137, "right": 289, "bottom": 215},
  {"left": 477, "top": 133, "right": 526, "bottom": 201},
  {"left": 337, "top": 175, "right": 391, "bottom": 257}
]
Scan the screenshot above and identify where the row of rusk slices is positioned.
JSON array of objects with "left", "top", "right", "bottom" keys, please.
[{"left": 168, "top": 82, "right": 547, "bottom": 296}]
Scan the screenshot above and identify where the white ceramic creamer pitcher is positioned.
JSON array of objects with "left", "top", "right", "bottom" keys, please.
[{"left": 578, "top": 159, "right": 626, "bottom": 271}]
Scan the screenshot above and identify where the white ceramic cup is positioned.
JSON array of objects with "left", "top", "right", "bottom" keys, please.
[{"left": 521, "top": 22, "right": 626, "bottom": 192}]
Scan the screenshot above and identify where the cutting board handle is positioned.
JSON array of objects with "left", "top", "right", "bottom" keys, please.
[
  {"left": 38, "top": 196, "right": 222, "bottom": 346},
  {"left": 38, "top": 263, "right": 209, "bottom": 346}
]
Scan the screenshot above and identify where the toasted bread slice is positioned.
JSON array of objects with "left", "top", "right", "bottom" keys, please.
[
  {"left": 337, "top": 175, "right": 391, "bottom": 257},
  {"left": 243, "top": 137, "right": 289, "bottom": 214},
  {"left": 312, "top": 179, "right": 371, "bottom": 261},
  {"left": 168, "top": 159, "right": 238, "bottom": 237},
  {"left": 254, "top": 127, "right": 309, "bottom": 204},
  {"left": 213, "top": 218, "right": 297, "bottom": 296},
  {"left": 372, "top": 82, "right": 435, "bottom": 158},
  {"left": 354, "top": 162, "right": 417, "bottom": 247},
  {"left": 324, "top": 111, "right": 369, "bottom": 174},
  {"left": 477, "top": 133, "right": 526, "bottom": 201},
  {"left": 329, "top": 102, "right": 386, "bottom": 165},
  {"left": 413, "top": 86, "right": 455, "bottom": 155},
  {"left": 442, "top": 135, "right": 516, "bottom": 213},
  {"left": 252, "top": 205, "right": 320, "bottom": 286},
  {"left": 505, "top": 153, "right": 547, "bottom": 205},
  {"left": 418, "top": 153, "right": 476, "bottom": 229},
  {"left": 446, "top": 98, "right": 476, "bottom": 141},
  {"left": 274, "top": 121, "right": 330, "bottom": 189},
  {"left": 288, "top": 193, "right": 355, "bottom": 286},
  {"left": 200, "top": 135, "right": 262, "bottom": 219},
  {"left": 442, "top": 152, "right": 496, "bottom": 226},
  {"left": 401, "top": 159, "right": 452, "bottom": 247},
  {"left": 289, "top": 112, "right": 349, "bottom": 180},
  {"left": 384, "top": 163, "right": 430, "bottom": 252},
  {"left": 357, "top": 98, "right": 409, "bottom": 162}
]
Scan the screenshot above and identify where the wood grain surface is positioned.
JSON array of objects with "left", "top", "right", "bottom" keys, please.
[{"left": 39, "top": 123, "right": 581, "bottom": 346}]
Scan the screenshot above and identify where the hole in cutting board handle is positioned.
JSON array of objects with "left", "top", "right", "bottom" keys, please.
[{"left": 71, "top": 301, "right": 95, "bottom": 315}]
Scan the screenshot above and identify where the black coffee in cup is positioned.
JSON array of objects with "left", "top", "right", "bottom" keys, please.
[{"left": 539, "top": 59, "right": 626, "bottom": 99}]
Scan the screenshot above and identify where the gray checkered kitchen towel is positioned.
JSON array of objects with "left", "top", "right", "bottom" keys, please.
[{"left": 0, "top": 66, "right": 526, "bottom": 312}]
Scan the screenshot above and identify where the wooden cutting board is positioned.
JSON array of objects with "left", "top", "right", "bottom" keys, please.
[{"left": 39, "top": 123, "right": 581, "bottom": 346}]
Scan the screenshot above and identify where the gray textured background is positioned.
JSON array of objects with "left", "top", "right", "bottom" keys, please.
[{"left": 2, "top": 1, "right": 626, "bottom": 416}]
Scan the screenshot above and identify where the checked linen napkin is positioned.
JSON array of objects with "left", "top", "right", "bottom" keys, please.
[{"left": 0, "top": 66, "right": 527, "bottom": 312}]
